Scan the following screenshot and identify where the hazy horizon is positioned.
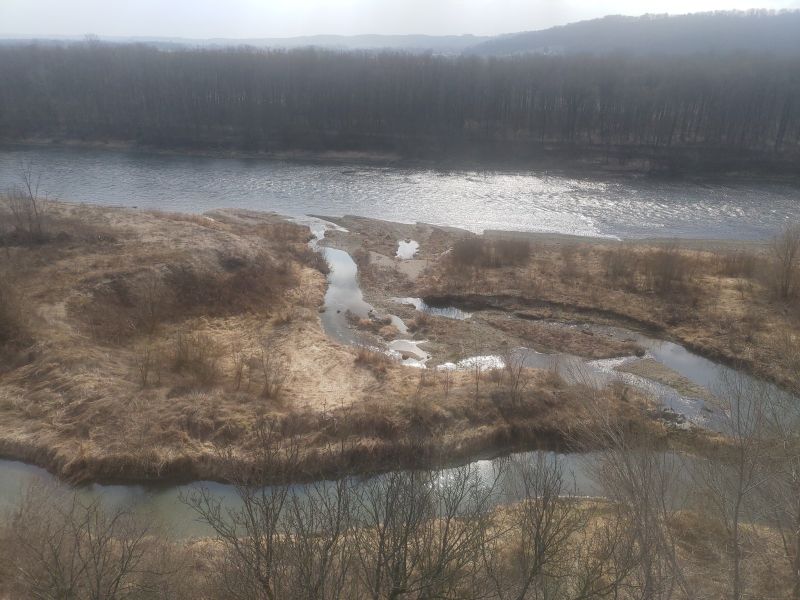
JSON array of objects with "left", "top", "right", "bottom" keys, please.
[{"left": 3, "top": 0, "right": 800, "bottom": 39}]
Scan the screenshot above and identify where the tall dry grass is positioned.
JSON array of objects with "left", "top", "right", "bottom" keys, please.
[
  {"left": 80, "top": 251, "right": 296, "bottom": 343},
  {"left": 450, "top": 237, "right": 531, "bottom": 269}
]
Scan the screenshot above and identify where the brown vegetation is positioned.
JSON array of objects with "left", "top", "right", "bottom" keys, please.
[
  {"left": 4, "top": 373, "right": 796, "bottom": 599},
  {"left": 420, "top": 229, "right": 800, "bottom": 394},
  {"left": 0, "top": 203, "right": 667, "bottom": 485}
]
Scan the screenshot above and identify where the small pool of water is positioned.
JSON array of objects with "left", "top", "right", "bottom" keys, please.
[
  {"left": 388, "top": 339, "right": 432, "bottom": 366},
  {"left": 396, "top": 239, "right": 420, "bottom": 259},
  {"left": 393, "top": 297, "right": 472, "bottom": 320}
]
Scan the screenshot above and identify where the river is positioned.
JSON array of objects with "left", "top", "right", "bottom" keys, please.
[{"left": 1, "top": 145, "right": 799, "bottom": 240}]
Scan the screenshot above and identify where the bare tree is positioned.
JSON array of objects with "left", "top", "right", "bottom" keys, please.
[
  {"left": 259, "top": 340, "right": 288, "bottom": 400},
  {"left": 352, "top": 464, "right": 497, "bottom": 600},
  {"left": 5, "top": 480, "right": 179, "bottom": 600},
  {"left": 184, "top": 420, "right": 299, "bottom": 600},
  {"left": 283, "top": 478, "right": 358, "bottom": 600},
  {"left": 4, "top": 161, "right": 49, "bottom": 243},
  {"left": 755, "top": 382, "right": 800, "bottom": 599},
  {"left": 691, "top": 373, "right": 768, "bottom": 600},
  {"left": 480, "top": 454, "right": 584, "bottom": 600},
  {"left": 501, "top": 347, "right": 531, "bottom": 407},
  {"left": 580, "top": 381, "right": 693, "bottom": 600}
]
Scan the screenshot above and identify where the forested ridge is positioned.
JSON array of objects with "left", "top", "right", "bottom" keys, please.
[
  {"left": 1, "top": 43, "right": 799, "bottom": 172},
  {"left": 467, "top": 10, "right": 800, "bottom": 57}
]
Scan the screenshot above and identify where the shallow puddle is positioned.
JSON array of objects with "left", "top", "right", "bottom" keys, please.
[
  {"left": 393, "top": 297, "right": 472, "bottom": 320},
  {"left": 396, "top": 239, "right": 420, "bottom": 259}
]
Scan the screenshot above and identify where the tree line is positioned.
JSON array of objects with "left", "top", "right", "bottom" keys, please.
[{"left": 0, "top": 43, "right": 798, "bottom": 169}]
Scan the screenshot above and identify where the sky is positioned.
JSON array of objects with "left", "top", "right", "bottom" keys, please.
[{"left": 2, "top": 0, "right": 800, "bottom": 38}]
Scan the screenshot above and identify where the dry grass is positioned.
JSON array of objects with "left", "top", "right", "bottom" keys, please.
[
  {"left": 0, "top": 203, "right": 660, "bottom": 484},
  {"left": 0, "top": 274, "right": 30, "bottom": 355},
  {"left": 450, "top": 236, "right": 531, "bottom": 269},
  {"left": 422, "top": 231, "right": 800, "bottom": 394}
]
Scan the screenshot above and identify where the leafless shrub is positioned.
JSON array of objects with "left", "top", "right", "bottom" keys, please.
[
  {"left": 354, "top": 345, "right": 390, "bottom": 379},
  {"left": 603, "top": 243, "right": 637, "bottom": 287},
  {"left": 491, "top": 238, "right": 531, "bottom": 267},
  {"left": 4, "top": 480, "right": 184, "bottom": 600},
  {"left": 501, "top": 348, "right": 531, "bottom": 406},
  {"left": 0, "top": 272, "right": 31, "bottom": 353},
  {"left": 272, "top": 307, "right": 295, "bottom": 326},
  {"left": 351, "top": 247, "right": 371, "bottom": 269},
  {"left": 170, "top": 332, "right": 222, "bottom": 387},
  {"left": 755, "top": 381, "right": 800, "bottom": 598},
  {"left": 259, "top": 221, "right": 308, "bottom": 243},
  {"left": 259, "top": 340, "right": 288, "bottom": 400},
  {"left": 230, "top": 340, "right": 247, "bottom": 392},
  {"left": 134, "top": 339, "right": 162, "bottom": 388},
  {"left": 2, "top": 162, "right": 49, "bottom": 244},
  {"left": 641, "top": 242, "right": 698, "bottom": 297},
  {"left": 183, "top": 420, "right": 302, "bottom": 599},
  {"left": 450, "top": 236, "right": 531, "bottom": 270},
  {"left": 440, "top": 366, "right": 453, "bottom": 399},
  {"left": 715, "top": 249, "right": 759, "bottom": 279},
  {"left": 690, "top": 373, "right": 770, "bottom": 600},
  {"left": 559, "top": 243, "right": 579, "bottom": 280},
  {"left": 292, "top": 243, "right": 330, "bottom": 274},
  {"left": 771, "top": 223, "right": 800, "bottom": 300},
  {"left": 451, "top": 236, "right": 485, "bottom": 267},
  {"left": 482, "top": 455, "right": 582, "bottom": 598},
  {"left": 353, "top": 465, "right": 497, "bottom": 599},
  {"left": 84, "top": 251, "right": 298, "bottom": 343},
  {"left": 408, "top": 310, "right": 430, "bottom": 332}
]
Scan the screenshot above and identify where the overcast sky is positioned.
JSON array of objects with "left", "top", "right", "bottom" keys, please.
[{"left": 2, "top": 0, "right": 799, "bottom": 38}]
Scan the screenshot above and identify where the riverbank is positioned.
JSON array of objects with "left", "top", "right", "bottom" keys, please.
[
  {"left": 1, "top": 202, "right": 692, "bottom": 485},
  {"left": 321, "top": 215, "right": 799, "bottom": 397}
]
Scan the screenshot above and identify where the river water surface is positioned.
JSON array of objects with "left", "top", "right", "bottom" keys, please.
[{"left": 1, "top": 145, "right": 799, "bottom": 239}]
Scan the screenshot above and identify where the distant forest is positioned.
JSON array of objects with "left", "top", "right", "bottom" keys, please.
[
  {"left": 467, "top": 11, "right": 800, "bottom": 57},
  {"left": 0, "top": 43, "right": 798, "bottom": 172}
]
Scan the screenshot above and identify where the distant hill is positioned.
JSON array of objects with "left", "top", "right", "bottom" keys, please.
[
  {"left": 465, "top": 11, "right": 800, "bottom": 56},
  {"left": 0, "top": 33, "right": 490, "bottom": 55},
  {"left": 5, "top": 11, "right": 800, "bottom": 57}
]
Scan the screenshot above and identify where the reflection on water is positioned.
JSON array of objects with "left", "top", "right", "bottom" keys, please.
[
  {"left": 0, "top": 452, "right": 602, "bottom": 539},
  {"left": 320, "top": 246, "right": 374, "bottom": 346},
  {"left": 393, "top": 297, "right": 472, "bottom": 320},
  {"left": 1, "top": 145, "right": 799, "bottom": 239}
]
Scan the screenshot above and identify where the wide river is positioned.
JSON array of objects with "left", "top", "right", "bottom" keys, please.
[{"left": 1, "top": 145, "right": 799, "bottom": 239}]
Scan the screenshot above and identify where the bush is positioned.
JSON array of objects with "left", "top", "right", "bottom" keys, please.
[
  {"left": 451, "top": 237, "right": 485, "bottom": 267},
  {"left": 83, "top": 253, "right": 297, "bottom": 343},
  {"left": 291, "top": 244, "right": 330, "bottom": 274},
  {"left": 603, "top": 244, "right": 637, "bottom": 286},
  {"left": 450, "top": 237, "right": 531, "bottom": 269},
  {"left": 770, "top": 224, "right": 800, "bottom": 300},
  {"left": 2, "top": 184, "right": 50, "bottom": 245},
  {"left": 0, "top": 275, "right": 31, "bottom": 353},
  {"left": 170, "top": 333, "right": 222, "bottom": 388},
  {"left": 259, "top": 341, "right": 288, "bottom": 400},
  {"left": 355, "top": 345, "right": 390, "bottom": 379},
  {"left": 715, "top": 250, "right": 759, "bottom": 279},
  {"left": 641, "top": 243, "right": 696, "bottom": 296}
]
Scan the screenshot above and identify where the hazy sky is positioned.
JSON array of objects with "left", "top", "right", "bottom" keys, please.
[{"left": 3, "top": 0, "right": 800, "bottom": 38}]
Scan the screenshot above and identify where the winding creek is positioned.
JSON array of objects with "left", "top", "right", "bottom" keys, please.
[{"left": 1, "top": 147, "right": 799, "bottom": 537}]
